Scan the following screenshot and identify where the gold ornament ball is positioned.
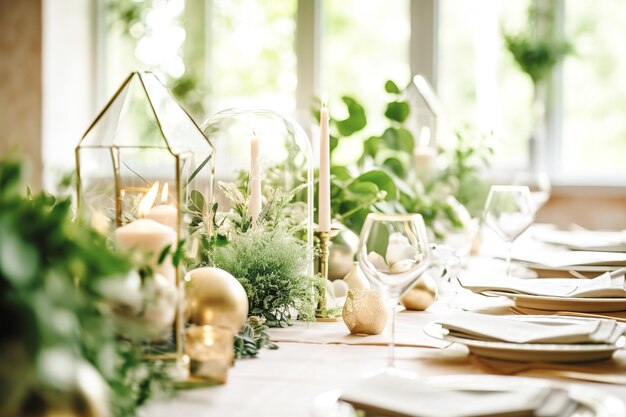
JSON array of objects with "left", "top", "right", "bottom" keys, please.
[
  {"left": 19, "top": 357, "right": 110, "bottom": 417},
  {"left": 400, "top": 273, "right": 438, "bottom": 311},
  {"left": 185, "top": 267, "right": 249, "bottom": 334}
]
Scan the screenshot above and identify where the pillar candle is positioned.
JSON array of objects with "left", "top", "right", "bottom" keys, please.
[
  {"left": 413, "top": 126, "right": 437, "bottom": 184},
  {"left": 146, "top": 205, "right": 178, "bottom": 230},
  {"left": 318, "top": 102, "right": 331, "bottom": 232},
  {"left": 248, "top": 135, "right": 262, "bottom": 224},
  {"left": 146, "top": 182, "right": 178, "bottom": 230},
  {"left": 115, "top": 218, "right": 177, "bottom": 282}
]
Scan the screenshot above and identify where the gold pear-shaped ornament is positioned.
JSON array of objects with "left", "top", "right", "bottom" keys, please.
[{"left": 342, "top": 289, "right": 387, "bottom": 335}]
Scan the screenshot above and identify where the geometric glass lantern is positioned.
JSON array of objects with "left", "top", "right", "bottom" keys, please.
[
  {"left": 75, "top": 71, "right": 214, "bottom": 362},
  {"left": 405, "top": 74, "right": 451, "bottom": 185},
  {"left": 200, "top": 108, "right": 313, "bottom": 265},
  {"left": 405, "top": 74, "right": 447, "bottom": 148}
]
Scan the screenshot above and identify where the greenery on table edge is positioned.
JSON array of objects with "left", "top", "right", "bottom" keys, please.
[
  {"left": 314, "top": 80, "right": 494, "bottom": 238},
  {"left": 0, "top": 160, "right": 173, "bottom": 417},
  {"left": 0, "top": 158, "right": 283, "bottom": 417},
  {"left": 233, "top": 316, "right": 278, "bottom": 359}
]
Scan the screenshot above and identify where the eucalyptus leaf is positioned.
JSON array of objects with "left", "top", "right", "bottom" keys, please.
[
  {"left": 382, "top": 157, "right": 405, "bottom": 178},
  {"left": 330, "top": 135, "right": 339, "bottom": 154},
  {"left": 336, "top": 96, "right": 367, "bottom": 136},
  {"left": 384, "top": 80, "right": 401, "bottom": 94},
  {"left": 363, "top": 136, "right": 382, "bottom": 158},
  {"left": 189, "top": 190, "right": 205, "bottom": 213},
  {"left": 355, "top": 170, "right": 398, "bottom": 201},
  {"left": 157, "top": 244, "right": 172, "bottom": 265},
  {"left": 330, "top": 166, "right": 352, "bottom": 181},
  {"left": 384, "top": 101, "right": 410, "bottom": 123},
  {"left": 347, "top": 181, "right": 379, "bottom": 200},
  {"left": 381, "top": 127, "right": 413, "bottom": 154}
]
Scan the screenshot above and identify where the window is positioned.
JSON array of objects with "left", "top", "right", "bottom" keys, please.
[
  {"left": 210, "top": 0, "right": 297, "bottom": 114},
  {"left": 321, "top": 0, "right": 410, "bottom": 128},
  {"left": 438, "top": 0, "right": 626, "bottom": 182},
  {"left": 438, "top": 0, "right": 534, "bottom": 171},
  {"left": 321, "top": 0, "right": 410, "bottom": 165},
  {"left": 42, "top": 0, "right": 626, "bottom": 187},
  {"left": 561, "top": 0, "right": 626, "bottom": 180}
]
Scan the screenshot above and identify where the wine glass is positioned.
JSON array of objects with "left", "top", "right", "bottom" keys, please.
[
  {"left": 512, "top": 171, "right": 551, "bottom": 213},
  {"left": 483, "top": 185, "right": 534, "bottom": 277},
  {"left": 357, "top": 213, "right": 431, "bottom": 369}
]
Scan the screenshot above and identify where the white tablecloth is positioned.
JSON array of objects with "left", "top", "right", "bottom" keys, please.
[
  {"left": 142, "top": 294, "right": 626, "bottom": 417},
  {"left": 142, "top": 231, "right": 626, "bottom": 416}
]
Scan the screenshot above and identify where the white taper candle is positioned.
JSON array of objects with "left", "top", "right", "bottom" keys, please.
[
  {"left": 249, "top": 135, "right": 262, "bottom": 224},
  {"left": 318, "top": 101, "right": 331, "bottom": 232}
]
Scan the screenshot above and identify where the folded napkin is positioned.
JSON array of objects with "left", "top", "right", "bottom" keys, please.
[
  {"left": 511, "top": 251, "right": 626, "bottom": 268},
  {"left": 534, "top": 229, "right": 626, "bottom": 252},
  {"left": 340, "top": 372, "right": 576, "bottom": 417},
  {"left": 435, "top": 313, "right": 623, "bottom": 344},
  {"left": 459, "top": 269, "right": 626, "bottom": 298}
]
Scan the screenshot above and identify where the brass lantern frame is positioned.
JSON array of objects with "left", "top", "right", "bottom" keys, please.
[{"left": 75, "top": 71, "right": 215, "bottom": 363}]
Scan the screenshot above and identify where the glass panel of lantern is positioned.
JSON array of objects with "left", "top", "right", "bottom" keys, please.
[{"left": 75, "top": 71, "right": 214, "bottom": 361}]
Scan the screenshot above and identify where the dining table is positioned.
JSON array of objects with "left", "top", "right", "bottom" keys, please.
[{"left": 141, "top": 227, "right": 626, "bottom": 417}]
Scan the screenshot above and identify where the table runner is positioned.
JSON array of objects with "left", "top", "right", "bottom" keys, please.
[{"left": 268, "top": 309, "right": 450, "bottom": 349}]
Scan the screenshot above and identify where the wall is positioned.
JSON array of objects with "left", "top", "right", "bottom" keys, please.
[
  {"left": 0, "top": 0, "right": 43, "bottom": 189},
  {"left": 537, "top": 189, "right": 626, "bottom": 230}
]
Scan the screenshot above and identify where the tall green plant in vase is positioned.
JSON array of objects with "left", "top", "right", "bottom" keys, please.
[{"left": 503, "top": 0, "right": 572, "bottom": 171}]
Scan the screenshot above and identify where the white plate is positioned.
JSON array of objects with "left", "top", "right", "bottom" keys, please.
[
  {"left": 514, "top": 262, "right": 621, "bottom": 278},
  {"left": 423, "top": 315, "right": 626, "bottom": 363},
  {"left": 313, "top": 374, "right": 626, "bottom": 417},
  {"left": 533, "top": 229, "right": 626, "bottom": 253},
  {"left": 485, "top": 290, "right": 626, "bottom": 312}
]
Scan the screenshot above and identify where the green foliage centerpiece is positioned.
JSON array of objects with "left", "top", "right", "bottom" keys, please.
[
  {"left": 199, "top": 108, "right": 320, "bottom": 327},
  {"left": 198, "top": 181, "right": 323, "bottom": 328}
]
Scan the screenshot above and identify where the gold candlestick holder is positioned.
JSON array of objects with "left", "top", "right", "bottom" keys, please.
[{"left": 314, "top": 228, "right": 340, "bottom": 319}]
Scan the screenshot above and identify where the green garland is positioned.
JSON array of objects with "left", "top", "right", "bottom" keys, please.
[{"left": 0, "top": 160, "right": 170, "bottom": 417}]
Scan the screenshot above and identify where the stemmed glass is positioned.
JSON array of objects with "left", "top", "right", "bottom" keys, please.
[
  {"left": 483, "top": 185, "right": 534, "bottom": 277},
  {"left": 512, "top": 171, "right": 551, "bottom": 213},
  {"left": 357, "top": 213, "right": 431, "bottom": 369}
]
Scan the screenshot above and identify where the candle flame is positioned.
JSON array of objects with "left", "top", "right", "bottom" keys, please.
[
  {"left": 321, "top": 91, "right": 328, "bottom": 108},
  {"left": 160, "top": 182, "right": 169, "bottom": 204},
  {"left": 203, "top": 326, "right": 215, "bottom": 346},
  {"left": 138, "top": 181, "right": 159, "bottom": 217},
  {"left": 419, "top": 126, "right": 431, "bottom": 147}
]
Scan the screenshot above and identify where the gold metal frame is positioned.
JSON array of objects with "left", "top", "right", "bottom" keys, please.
[
  {"left": 75, "top": 71, "right": 215, "bottom": 366},
  {"left": 314, "top": 228, "right": 340, "bottom": 318}
]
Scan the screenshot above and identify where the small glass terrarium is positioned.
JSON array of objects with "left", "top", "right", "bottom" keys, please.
[
  {"left": 405, "top": 74, "right": 447, "bottom": 146},
  {"left": 75, "top": 71, "right": 214, "bottom": 362},
  {"left": 405, "top": 74, "right": 449, "bottom": 184},
  {"left": 201, "top": 108, "right": 314, "bottom": 258}
]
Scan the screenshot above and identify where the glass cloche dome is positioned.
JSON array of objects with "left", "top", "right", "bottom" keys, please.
[{"left": 201, "top": 108, "right": 314, "bottom": 249}]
